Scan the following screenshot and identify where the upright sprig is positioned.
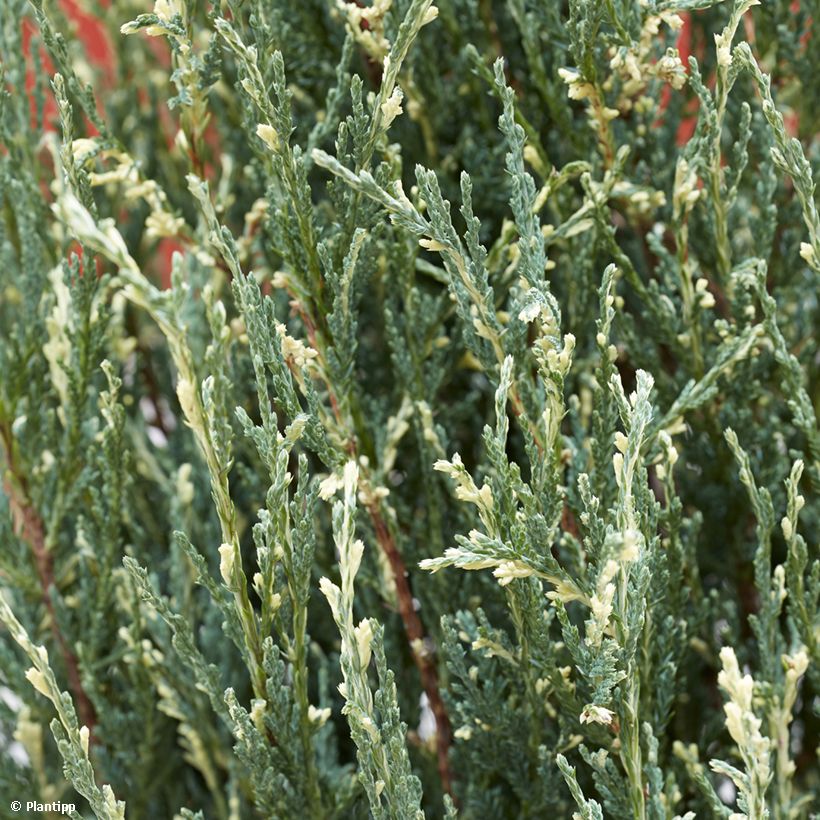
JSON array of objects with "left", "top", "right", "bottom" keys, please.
[
  {"left": 0, "top": 595, "right": 125, "bottom": 820},
  {"left": 320, "top": 461, "right": 425, "bottom": 819},
  {"left": 722, "top": 430, "right": 813, "bottom": 818},
  {"left": 732, "top": 44, "right": 820, "bottom": 275},
  {"left": 703, "top": 0, "right": 761, "bottom": 281}
]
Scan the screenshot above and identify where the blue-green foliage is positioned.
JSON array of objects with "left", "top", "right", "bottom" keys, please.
[{"left": 0, "top": 0, "right": 817, "bottom": 817}]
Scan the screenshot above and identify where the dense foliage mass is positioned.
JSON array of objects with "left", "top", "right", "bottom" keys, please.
[{"left": 1, "top": 0, "right": 818, "bottom": 817}]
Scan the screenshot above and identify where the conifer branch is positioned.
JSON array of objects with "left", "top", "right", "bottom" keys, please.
[{"left": 1, "top": 423, "right": 97, "bottom": 738}]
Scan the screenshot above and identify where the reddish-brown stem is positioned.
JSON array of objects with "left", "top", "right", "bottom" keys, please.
[
  {"left": 1, "top": 427, "right": 97, "bottom": 738},
  {"left": 367, "top": 503, "right": 453, "bottom": 797}
]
